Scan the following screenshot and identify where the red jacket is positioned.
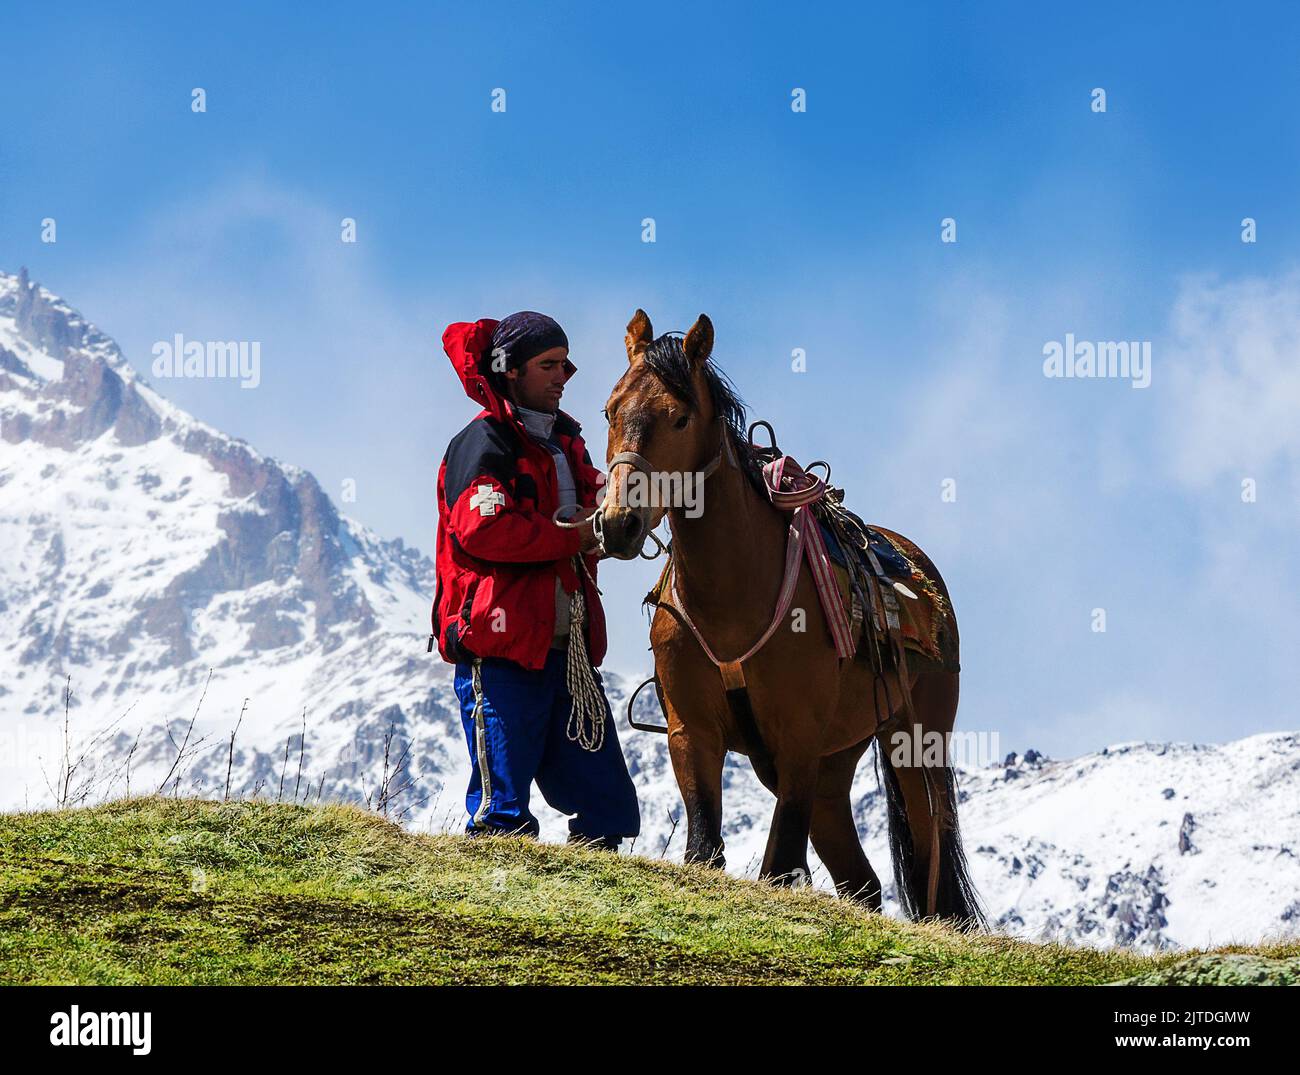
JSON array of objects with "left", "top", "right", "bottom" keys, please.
[{"left": 431, "top": 319, "right": 608, "bottom": 670}]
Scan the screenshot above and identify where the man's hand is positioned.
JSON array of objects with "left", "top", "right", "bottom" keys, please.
[
  {"left": 555, "top": 507, "right": 600, "bottom": 554},
  {"left": 578, "top": 517, "right": 601, "bottom": 554}
]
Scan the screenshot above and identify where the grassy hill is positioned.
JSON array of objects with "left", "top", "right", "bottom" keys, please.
[{"left": 1, "top": 798, "right": 1296, "bottom": 985}]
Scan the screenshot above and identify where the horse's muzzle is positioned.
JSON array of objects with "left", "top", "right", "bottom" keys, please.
[{"left": 596, "top": 505, "right": 647, "bottom": 560}]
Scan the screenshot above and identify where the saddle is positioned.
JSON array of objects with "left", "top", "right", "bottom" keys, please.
[
  {"left": 634, "top": 420, "right": 957, "bottom": 737},
  {"left": 744, "top": 421, "right": 956, "bottom": 673}
]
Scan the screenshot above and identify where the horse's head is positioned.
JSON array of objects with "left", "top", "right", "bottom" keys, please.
[{"left": 598, "top": 309, "right": 726, "bottom": 559}]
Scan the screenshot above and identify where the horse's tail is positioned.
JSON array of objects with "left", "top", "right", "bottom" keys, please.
[
  {"left": 875, "top": 740, "right": 986, "bottom": 930},
  {"left": 929, "top": 763, "right": 986, "bottom": 929},
  {"left": 875, "top": 739, "right": 923, "bottom": 918}
]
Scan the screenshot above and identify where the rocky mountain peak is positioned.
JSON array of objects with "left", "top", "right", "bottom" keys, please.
[
  {"left": 0, "top": 269, "right": 160, "bottom": 449},
  {"left": 0, "top": 269, "right": 432, "bottom": 680}
]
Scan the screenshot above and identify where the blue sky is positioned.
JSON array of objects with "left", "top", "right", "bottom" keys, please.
[{"left": 3, "top": 2, "right": 1298, "bottom": 756}]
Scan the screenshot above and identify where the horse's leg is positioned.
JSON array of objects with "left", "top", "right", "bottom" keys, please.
[
  {"left": 809, "top": 741, "right": 882, "bottom": 909},
  {"left": 759, "top": 745, "right": 820, "bottom": 886},
  {"left": 879, "top": 669, "right": 983, "bottom": 926},
  {"left": 664, "top": 707, "right": 727, "bottom": 868}
]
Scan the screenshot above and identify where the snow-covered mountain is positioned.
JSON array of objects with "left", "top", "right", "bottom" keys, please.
[
  {"left": 944, "top": 734, "right": 1300, "bottom": 950},
  {"left": 0, "top": 265, "right": 449, "bottom": 809},
  {"left": 1, "top": 268, "right": 1296, "bottom": 952}
]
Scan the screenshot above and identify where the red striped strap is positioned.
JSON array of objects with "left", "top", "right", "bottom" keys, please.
[
  {"left": 664, "top": 449, "right": 857, "bottom": 684},
  {"left": 762, "top": 455, "right": 826, "bottom": 511},
  {"left": 666, "top": 503, "right": 855, "bottom": 675},
  {"left": 802, "top": 506, "right": 856, "bottom": 658}
]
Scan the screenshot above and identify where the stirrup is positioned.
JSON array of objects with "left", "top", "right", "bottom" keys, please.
[{"left": 747, "top": 419, "right": 779, "bottom": 458}]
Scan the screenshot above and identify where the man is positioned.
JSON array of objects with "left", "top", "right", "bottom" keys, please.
[{"left": 432, "top": 311, "right": 640, "bottom": 850}]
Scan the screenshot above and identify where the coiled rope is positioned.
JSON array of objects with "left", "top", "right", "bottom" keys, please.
[{"left": 564, "top": 555, "right": 608, "bottom": 752}]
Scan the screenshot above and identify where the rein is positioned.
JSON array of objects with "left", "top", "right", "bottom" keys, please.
[
  {"left": 656, "top": 425, "right": 856, "bottom": 691},
  {"left": 552, "top": 422, "right": 727, "bottom": 561}
]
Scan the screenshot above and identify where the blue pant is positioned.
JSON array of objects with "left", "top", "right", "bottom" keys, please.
[{"left": 453, "top": 649, "right": 641, "bottom": 843}]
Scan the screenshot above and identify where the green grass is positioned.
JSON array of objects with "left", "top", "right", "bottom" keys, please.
[{"left": 1, "top": 798, "right": 1296, "bottom": 985}]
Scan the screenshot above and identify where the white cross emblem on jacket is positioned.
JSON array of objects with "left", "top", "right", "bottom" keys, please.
[{"left": 470, "top": 484, "right": 505, "bottom": 517}]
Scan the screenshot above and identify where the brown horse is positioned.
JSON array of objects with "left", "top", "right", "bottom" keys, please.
[{"left": 599, "top": 310, "right": 983, "bottom": 927}]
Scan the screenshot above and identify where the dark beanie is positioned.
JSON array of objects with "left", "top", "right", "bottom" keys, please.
[{"left": 481, "top": 312, "right": 569, "bottom": 389}]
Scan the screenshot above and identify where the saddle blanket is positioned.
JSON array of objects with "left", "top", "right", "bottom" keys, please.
[
  {"left": 817, "top": 518, "right": 912, "bottom": 577},
  {"left": 818, "top": 518, "right": 950, "bottom": 666}
]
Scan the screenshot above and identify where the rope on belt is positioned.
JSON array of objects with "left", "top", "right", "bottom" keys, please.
[{"left": 564, "top": 554, "right": 608, "bottom": 753}]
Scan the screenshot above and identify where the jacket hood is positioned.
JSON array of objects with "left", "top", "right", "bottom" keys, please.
[
  {"left": 443, "top": 318, "right": 507, "bottom": 421},
  {"left": 442, "top": 319, "right": 580, "bottom": 431}
]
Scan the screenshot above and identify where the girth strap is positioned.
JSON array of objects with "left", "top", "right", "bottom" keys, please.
[{"left": 665, "top": 503, "right": 811, "bottom": 688}]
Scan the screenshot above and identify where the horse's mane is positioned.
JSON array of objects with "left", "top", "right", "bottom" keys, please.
[{"left": 642, "top": 332, "right": 767, "bottom": 497}]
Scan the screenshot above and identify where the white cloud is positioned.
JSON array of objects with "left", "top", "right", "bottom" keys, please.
[
  {"left": 69, "top": 172, "right": 453, "bottom": 548},
  {"left": 1161, "top": 272, "right": 1300, "bottom": 501}
]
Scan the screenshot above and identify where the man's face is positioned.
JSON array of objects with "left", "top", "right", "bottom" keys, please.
[{"left": 506, "top": 346, "right": 570, "bottom": 413}]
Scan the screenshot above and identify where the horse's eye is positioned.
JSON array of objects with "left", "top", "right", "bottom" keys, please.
[{"left": 673, "top": 414, "right": 689, "bottom": 430}]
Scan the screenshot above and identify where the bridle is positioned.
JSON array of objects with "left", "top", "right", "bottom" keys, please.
[{"left": 555, "top": 416, "right": 730, "bottom": 560}]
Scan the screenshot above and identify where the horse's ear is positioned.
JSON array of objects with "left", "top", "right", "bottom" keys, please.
[
  {"left": 625, "top": 309, "right": 653, "bottom": 362},
  {"left": 683, "top": 314, "right": 714, "bottom": 367}
]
